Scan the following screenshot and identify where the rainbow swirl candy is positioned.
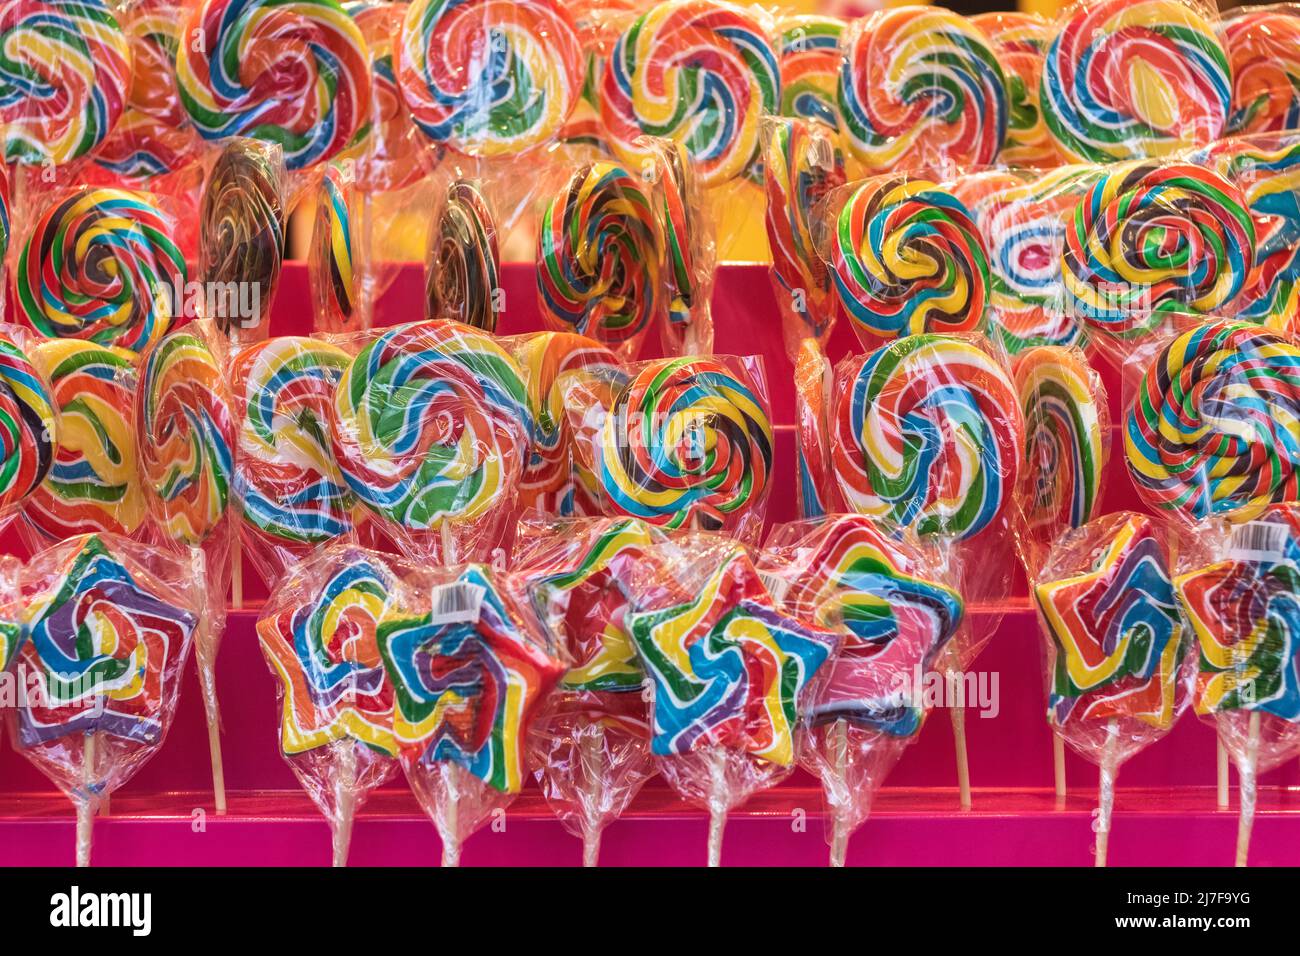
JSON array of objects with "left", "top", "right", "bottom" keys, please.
[
  {"left": 537, "top": 162, "right": 660, "bottom": 350},
  {"left": 397, "top": 0, "right": 582, "bottom": 156},
  {"left": 309, "top": 165, "right": 356, "bottom": 332},
  {"left": 15, "top": 533, "right": 197, "bottom": 745},
  {"left": 592, "top": 356, "right": 773, "bottom": 533},
  {"left": 0, "top": 330, "right": 57, "bottom": 517},
  {"left": 232, "top": 337, "right": 354, "bottom": 548},
  {"left": 426, "top": 180, "right": 500, "bottom": 333},
  {"left": 0, "top": 0, "right": 131, "bottom": 165},
  {"left": 121, "top": 0, "right": 186, "bottom": 125},
  {"left": 831, "top": 335, "right": 1024, "bottom": 541},
  {"left": 330, "top": 320, "right": 532, "bottom": 533},
  {"left": 93, "top": 109, "right": 202, "bottom": 181},
  {"left": 776, "top": 14, "right": 842, "bottom": 129},
  {"left": 1039, "top": 0, "right": 1230, "bottom": 164},
  {"left": 1125, "top": 320, "right": 1300, "bottom": 523},
  {"left": 1062, "top": 161, "right": 1256, "bottom": 337},
  {"left": 762, "top": 116, "right": 845, "bottom": 349},
  {"left": 1177, "top": 504, "right": 1300, "bottom": 720},
  {"left": 655, "top": 139, "right": 702, "bottom": 347},
  {"left": 135, "top": 330, "right": 235, "bottom": 545},
  {"left": 837, "top": 6, "right": 1008, "bottom": 175},
  {"left": 971, "top": 12, "right": 1058, "bottom": 168},
  {"left": 1014, "top": 346, "right": 1106, "bottom": 537},
  {"left": 377, "top": 564, "right": 567, "bottom": 793},
  {"left": 513, "top": 332, "right": 619, "bottom": 516},
  {"left": 0, "top": 160, "right": 9, "bottom": 264},
  {"left": 626, "top": 547, "right": 837, "bottom": 764},
  {"left": 176, "top": 0, "right": 371, "bottom": 170},
  {"left": 600, "top": 0, "right": 780, "bottom": 188},
  {"left": 1034, "top": 514, "right": 1184, "bottom": 727},
  {"left": 1221, "top": 8, "right": 1300, "bottom": 136},
  {"left": 17, "top": 188, "right": 186, "bottom": 354},
  {"left": 768, "top": 514, "right": 963, "bottom": 735},
  {"left": 25, "top": 341, "right": 143, "bottom": 541},
  {"left": 794, "top": 337, "right": 833, "bottom": 520},
  {"left": 256, "top": 551, "right": 401, "bottom": 755},
  {"left": 829, "top": 177, "right": 991, "bottom": 344}
]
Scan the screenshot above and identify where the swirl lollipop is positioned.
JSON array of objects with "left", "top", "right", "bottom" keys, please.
[
  {"left": 600, "top": 0, "right": 780, "bottom": 188},
  {"left": 1062, "top": 161, "right": 1256, "bottom": 337},
  {"left": 971, "top": 12, "right": 1059, "bottom": 168},
  {"left": 0, "top": 329, "right": 58, "bottom": 519},
  {"left": 1126, "top": 320, "right": 1300, "bottom": 524},
  {"left": 176, "top": 0, "right": 371, "bottom": 170},
  {"left": 1040, "top": 0, "right": 1229, "bottom": 163},
  {"left": 24, "top": 341, "right": 143, "bottom": 542},
  {"left": 776, "top": 13, "right": 842, "bottom": 129},
  {"left": 397, "top": 0, "right": 582, "bottom": 156},
  {"left": 651, "top": 137, "right": 710, "bottom": 355},
  {"left": 831, "top": 335, "right": 1024, "bottom": 541},
  {"left": 828, "top": 176, "right": 991, "bottom": 346},
  {"left": 17, "top": 187, "right": 186, "bottom": 354},
  {"left": 426, "top": 180, "right": 500, "bottom": 332},
  {"left": 0, "top": 0, "right": 131, "bottom": 165},
  {"left": 537, "top": 161, "right": 661, "bottom": 357},
  {"left": 838, "top": 6, "right": 1008, "bottom": 175},
  {"left": 93, "top": 110, "right": 203, "bottom": 182},
  {"left": 309, "top": 164, "right": 360, "bottom": 333},
  {"left": 1222, "top": 7, "right": 1300, "bottom": 136},
  {"left": 122, "top": 0, "right": 186, "bottom": 125}
]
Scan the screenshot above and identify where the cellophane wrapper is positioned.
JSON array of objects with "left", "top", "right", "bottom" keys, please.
[
  {"left": 0, "top": 322, "right": 60, "bottom": 527},
  {"left": 793, "top": 337, "right": 841, "bottom": 520}
]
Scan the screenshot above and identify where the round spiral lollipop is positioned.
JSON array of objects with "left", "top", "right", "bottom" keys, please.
[
  {"left": 831, "top": 335, "right": 1024, "bottom": 541},
  {"left": 1222, "top": 8, "right": 1300, "bottom": 136},
  {"left": 829, "top": 177, "right": 991, "bottom": 344},
  {"left": 1125, "top": 320, "right": 1300, "bottom": 522},
  {"left": 310, "top": 165, "right": 356, "bottom": 332},
  {"left": 17, "top": 187, "right": 187, "bottom": 354},
  {"left": 232, "top": 337, "right": 354, "bottom": 546},
  {"left": 776, "top": 13, "right": 842, "bottom": 129},
  {"left": 537, "top": 162, "right": 660, "bottom": 350},
  {"left": 397, "top": 0, "right": 582, "bottom": 156},
  {"left": 595, "top": 356, "right": 773, "bottom": 532},
  {"left": 0, "top": 0, "right": 131, "bottom": 165},
  {"left": 837, "top": 6, "right": 1008, "bottom": 175},
  {"left": 971, "top": 11, "right": 1059, "bottom": 168},
  {"left": 135, "top": 329, "right": 235, "bottom": 545},
  {"left": 25, "top": 340, "right": 143, "bottom": 540},
  {"left": 329, "top": 320, "right": 532, "bottom": 532},
  {"left": 600, "top": 0, "right": 780, "bottom": 188},
  {"left": 1040, "top": 0, "right": 1230, "bottom": 163},
  {"left": 176, "top": 0, "right": 371, "bottom": 170},
  {"left": 0, "top": 330, "right": 57, "bottom": 517},
  {"left": 656, "top": 139, "right": 701, "bottom": 342},
  {"left": 426, "top": 180, "right": 500, "bottom": 332},
  {"left": 1062, "top": 161, "right": 1256, "bottom": 337}
]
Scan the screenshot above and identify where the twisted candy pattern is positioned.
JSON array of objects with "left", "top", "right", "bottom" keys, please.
[
  {"left": 135, "top": 330, "right": 235, "bottom": 545},
  {"left": 600, "top": 0, "right": 779, "bottom": 188},
  {"left": 426, "top": 180, "right": 499, "bottom": 332},
  {"left": 1062, "top": 161, "right": 1256, "bottom": 336},
  {"left": 829, "top": 177, "right": 991, "bottom": 344},
  {"left": 176, "top": 0, "right": 371, "bottom": 170},
  {"left": 330, "top": 320, "right": 531, "bottom": 533},
  {"left": 831, "top": 335, "right": 1024, "bottom": 541},
  {"left": 18, "top": 188, "right": 186, "bottom": 354},
  {"left": 0, "top": 330, "right": 57, "bottom": 517},
  {"left": 595, "top": 357, "right": 773, "bottom": 532},
  {"left": 776, "top": 13, "right": 842, "bottom": 128},
  {"left": 122, "top": 0, "right": 186, "bottom": 126},
  {"left": 656, "top": 140, "right": 700, "bottom": 344},
  {"left": 837, "top": 6, "right": 1007, "bottom": 174},
  {"left": 971, "top": 12, "right": 1058, "bottom": 168},
  {"left": 397, "top": 0, "right": 582, "bottom": 155},
  {"left": 1035, "top": 515, "right": 1184, "bottom": 727},
  {"left": 1040, "top": 0, "right": 1230, "bottom": 163},
  {"left": 232, "top": 337, "right": 354, "bottom": 547},
  {"left": 1222, "top": 9, "right": 1300, "bottom": 135},
  {"left": 537, "top": 162, "right": 660, "bottom": 349},
  {"left": 309, "top": 165, "right": 356, "bottom": 331},
  {"left": 0, "top": 0, "right": 131, "bottom": 165},
  {"left": 1126, "top": 320, "right": 1300, "bottom": 522},
  {"left": 26, "top": 341, "right": 143, "bottom": 541}
]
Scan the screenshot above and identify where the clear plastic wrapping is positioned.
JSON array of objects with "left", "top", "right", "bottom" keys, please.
[
  {"left": 0, "top": 323, "right": 59, "bottom": 523},
  {"left": 775, "top": 13, "right": 843, "bottom": 130},
  {"left": 1220, "top": 3, "right": 1300, "bottom": 136},
  {"left": 971, "top": 12, "right": 1060, "bottom": 168},
  {"left": 426, "top": 178, "right": 502, "bottom": 333},
  {"left": 310, "top": 163, "right": 365, "bottom": 334},
  {"left": 793, "top": 337, "right": 839, "bottom": 520}
]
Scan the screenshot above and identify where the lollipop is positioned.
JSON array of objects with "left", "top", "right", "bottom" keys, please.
[
  {"left": 17, "top": 187, "right": 186, "bottom": 354},
  {"left": 971, "top": 12, "right": 1059, "bottom": 168},
  {"left": 1040, "top": 0, "right": 1229, "bottom": 163},
  {"left": 0, "top": 0, "right": 131, "bottom": 165},
  {"left": 776, "top": 13, "right": 842, "bottom": 129},
  {"left": 536, "top": 161, "right": 661, "bottom": 356},
  {"left": 831, "top": 335, "right": 1024, "bottom": 541},
  {"left": 828, "top": 177, "right": 991, "bottom": 346},
  {"left": 600, "top": 0, "right": 780, "bottom": 188},
  {"left": 426, "top": 180, "right": 500, "bottom": 332},
  {"left": 837, "top": 6, "right": 1008, "bottom": 175},
  {"left": 121, "top": 0, "right": 187, "bottom": 126},
  {"left": 0, "top": 329, "right": 58, "bottom": 519},
  {"left": 397, "top": 0, "right": 583, "bottom": 156},
  {"left": 1221, "top": 7, "right": 1300, "bottom": 136},
  {"left": 176, "top": 0, "right": 371, "bottom": 170},
  {"left": 793, "top": 338, "right": 835, "bottom": 520},
  {"left": 1125, "top": 320, "right": 1300, "bottom": 523},
  {"left": 24, "top": 341, "right": 143, "bottom": 542},
  {"left": 92, "top": 110, "right": 203, "bottom": 182},
  {"left": 651, "top": 137, "right": 711, "bottom": 355}
]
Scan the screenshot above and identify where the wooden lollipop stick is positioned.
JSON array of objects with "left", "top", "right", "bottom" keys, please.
[
  {"left": 1217, "top": 738, "right": 1230, "bottom": 808},
  {"left": 951, "top": 702, "right": 971, "bottom": 810},
  {"left": 231, "top": 532, "right": 243, "bottom": 610},
  {"left": 440, "top": 761, "right": 461, "bottom": 868},
  {"left": 1235, "top": 712, "right": 1262, "bottom": 867},
  {"left": 78, "top": 733, "right": 96, "bottom": 868},
  {"left": 333, "top": 741, "right": 358, "bottom": 867},
  {"left": 830, "top": 718, "right": 850, "bottom": 868},
  {"left": 1096, "top": 719, "right": 1119, "bottom": 867},
  {"left": 580, "top": 721, "right": 604, "bottom": 868},
  {"left": 706, "top": 747, "right": 727, "bottom": 868},
  {"left": 1054, "top": 734, "right": 1067, "bottom": 800}
]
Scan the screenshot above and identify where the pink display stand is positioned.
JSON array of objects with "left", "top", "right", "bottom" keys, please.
[{"left": 2, "top": 263, "right": 1298, "bottom": 866}]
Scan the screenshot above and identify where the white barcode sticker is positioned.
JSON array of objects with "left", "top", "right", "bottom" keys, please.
[
  {"left": 758, "top": 571, "right": 791, "bottom": 606},
  {"left": 1228, "top": 520, "right": 1292, "bottom": 564},
  {"left": 428, "top": 583, "right": 485, "bottom": 625}
]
